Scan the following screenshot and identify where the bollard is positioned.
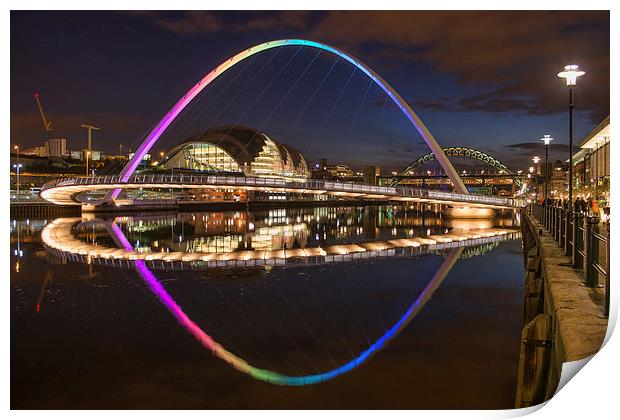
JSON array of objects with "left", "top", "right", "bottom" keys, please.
[
  {"left": 584, "top": 215, "right": 600, "bottom": 287},
  {"left": 554, "top": 208, "right": 560, "bottom": 241},
  {"left": 572, "top": 212, "right": 584, "bottom": 269},
  {"left": 564, "top": 211, "right": 573, "bottom": 257},
  {"left": 604, "top": 222, "right": 610, "bottom": 318},
  {"left": 549, "top": 206, "right": 553, "bottom": 231},
  {"left": 559, "top": 209, "right": 565, "bottom": 247},
  {"left": 562, "top": 209, "right": 567, "bottom": 247}
]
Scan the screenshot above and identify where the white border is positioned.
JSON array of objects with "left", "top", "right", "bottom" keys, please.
[{"left": 4, "top": 1, "right": 617, "bottom": 419}]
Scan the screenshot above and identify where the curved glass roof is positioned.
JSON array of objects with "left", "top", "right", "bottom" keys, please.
[{"left": 162, "top": 126, "right": 309, "bottom": 180}]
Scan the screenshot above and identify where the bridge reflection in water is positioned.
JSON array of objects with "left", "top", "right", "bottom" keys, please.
[{"left": 37, "top": 205, "right": 521, "bottom": 386}]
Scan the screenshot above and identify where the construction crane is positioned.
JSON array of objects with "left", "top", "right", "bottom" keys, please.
[
  {"left": 33, "top": 93, "right": 53, "bottom": 135},
  {"left": 81, "top": 124, "right": 100, "bottom": 176}
]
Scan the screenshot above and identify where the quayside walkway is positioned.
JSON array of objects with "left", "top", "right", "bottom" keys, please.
[{"left": 515, "top": 206, "right": 609, "bottom": 408}]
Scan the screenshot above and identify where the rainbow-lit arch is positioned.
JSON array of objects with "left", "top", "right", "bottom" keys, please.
[
  {"left": 105, "top": 221, "right": 462, "bottom": 385},
  {"left": 105, "top": 39, "right": 467, "bottom": 202}
]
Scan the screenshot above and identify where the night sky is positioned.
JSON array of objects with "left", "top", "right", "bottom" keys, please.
[{"left": 10, "top": 11, "right": 609, "bottom": 171}]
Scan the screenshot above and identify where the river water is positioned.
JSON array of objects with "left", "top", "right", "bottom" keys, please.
[{"left": 11, "top": 204, "right": 525, "bottom": 409}]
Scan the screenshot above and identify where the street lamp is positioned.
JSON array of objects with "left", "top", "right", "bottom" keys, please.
[
  {"left": 13, "top": 163, "right": 23, "bottom": 196},
  {"left": 532, "top": 157, "right": 541, "bottom": 201},
  {"left": 85, "top": 151, "right": 91, "bottom": 177},
  {"left": 558, "top": 64, "right": 585, "bottom": 210},
  {"left": 541, "top": 134, "right": 553, "bottom": 200}
]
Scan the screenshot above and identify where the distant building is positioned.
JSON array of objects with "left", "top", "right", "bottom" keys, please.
[
  {"left": 325, "top": 164, "right": 354, "bottom": 179},
  {"left": 310, "top": 159, "right": 361, "bottom": 181},
  {"left": 70, "top": 150, "right": 103, "bottom": 161},
  {"left": 363, "top": 165, "right": 381, "bottom": 185},
  {"left": 128, "top": 152, "right": 151, "bottom": 162},
  {"left": 572, "top": 115, "right": 610, "bottom": 207},
  {"left": 46, "top": 138, "right": 67, "bottom": 157},
  {"left": 548, "top": 160, "right": 568, "bottom": 198},
  {"left": 22, "top": 146, "right": 48, "bottom": 157}
]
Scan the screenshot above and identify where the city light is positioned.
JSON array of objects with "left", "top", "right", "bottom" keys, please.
[
  {"left": 557, "top": 64, "right": 585, "bottom": 86},
  {"left": 541, "top": 134, "right": 553, "bottom": 146},
  {"left": 541, "top": 135, "right": 553, "bottom": 199},
  {"left": 558, "top": 64, "right": 585, "bottom": 211}
]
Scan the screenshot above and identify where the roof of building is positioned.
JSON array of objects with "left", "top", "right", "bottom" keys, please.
[
  {"left": 163, "top": 126, "right": 307, "bottom": 174},
  {"left": 579, "top": 115, "right": 610, "bottom": 149}
]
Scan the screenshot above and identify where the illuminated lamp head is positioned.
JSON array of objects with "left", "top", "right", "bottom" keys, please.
[
  {"left": 541, "top": 134, "right": 553, "bottom": 146},
  {"left": 557, "top": 64, "right": 585, "bottom": 86}
]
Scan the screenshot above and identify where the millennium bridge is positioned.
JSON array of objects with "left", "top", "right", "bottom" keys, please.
[{"left": 39, "top": 39, "right": 527, "bottom": 211}]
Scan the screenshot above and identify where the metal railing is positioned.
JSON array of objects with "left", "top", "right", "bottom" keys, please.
[
  {"left": 41, "top": 174, "right": 526, "bottom": 208},
  {"left": 530, "top": 203, "right": 610, "bottom": 318},
  {"left": 10, "top": 190, "right": 48, "bottom": 203}
]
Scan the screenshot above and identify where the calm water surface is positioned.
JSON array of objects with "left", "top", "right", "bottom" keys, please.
[{"left": 11, "top": 204, "right": 525, "bottom": 409}]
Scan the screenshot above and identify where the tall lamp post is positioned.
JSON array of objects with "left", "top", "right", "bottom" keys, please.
[
  {"left": 557, "top": 65, "right": 585, "bottom": 210},
  {"left": 541, "top": 135, "right": 553, "bottom": 200},
  {"left": 528, "top": 166, "right": 536, "bottom": 201},
  {"left": 13, "top": 163, "right": 22, "bottom": 196},
  {"left": 532, "top": 156, "right": 541, "bottom": 203},
  {"left": 13, "top": 145, "right": 20, "bottom": 195}
]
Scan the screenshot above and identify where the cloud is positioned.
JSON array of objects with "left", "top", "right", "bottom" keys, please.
[
  {"left": 133, "top": 11, "right": 609, "bottom": 122},
  {"left": 500, "top": 142, "right": 579, "bottom": 168},
  {"left": 136, "top": 11, "right": 313, "bottom": 35},
  {"left": 505, "top": 142, "right": 572, "bottom": 153},
  {"left": 310, "top": 11, "right": 610, "bottom": 123},
  {"left": 135, "top": 11, "right": 221, "bottom": 35}
]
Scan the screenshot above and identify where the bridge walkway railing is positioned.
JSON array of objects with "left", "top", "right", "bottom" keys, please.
[
  {"left": 41, "top": 174, "right": 526, "bottom": 208},
  {"left": 529, "top": 203, "right": 610, "bottom": 318}
]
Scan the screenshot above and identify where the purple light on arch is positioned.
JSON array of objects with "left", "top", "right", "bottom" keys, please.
[{"left": 104, "top": 39, "right": 467, "bottom": 203}]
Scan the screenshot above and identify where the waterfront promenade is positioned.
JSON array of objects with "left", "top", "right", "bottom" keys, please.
[{"left": 516, "top": 208, "right": 608, "bottom": 407}]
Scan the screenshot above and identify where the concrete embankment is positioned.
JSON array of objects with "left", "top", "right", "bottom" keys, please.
[
  {"left": 75, "top": 199, "right": 394, "bottom": 214},
  {"left": 10, "top": 202, "right": 81, "bottom": 219},
  {"left": 515, "top": 211, "right": 607, "bottom": 407}
]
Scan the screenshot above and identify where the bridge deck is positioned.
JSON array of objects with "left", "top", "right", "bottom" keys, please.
[{"left": 40, "top": 174, "right": 525, "bottom": 209}]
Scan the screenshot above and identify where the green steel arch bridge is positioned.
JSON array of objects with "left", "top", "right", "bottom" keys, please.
[{"left": 389, "top": 147, "right": 525, "bottom": 189}]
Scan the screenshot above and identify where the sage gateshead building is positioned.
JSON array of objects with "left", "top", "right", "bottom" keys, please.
[{"left": 159, "top": 126, "right": 309, "bottom": 181}]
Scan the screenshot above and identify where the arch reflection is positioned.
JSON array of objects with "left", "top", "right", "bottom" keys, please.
[
  {"left": 39, "top": 215, "right": 520, "bottom": 386},
  {"left": 110, "top": 221, "right": 464, "bottom": 385}
]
